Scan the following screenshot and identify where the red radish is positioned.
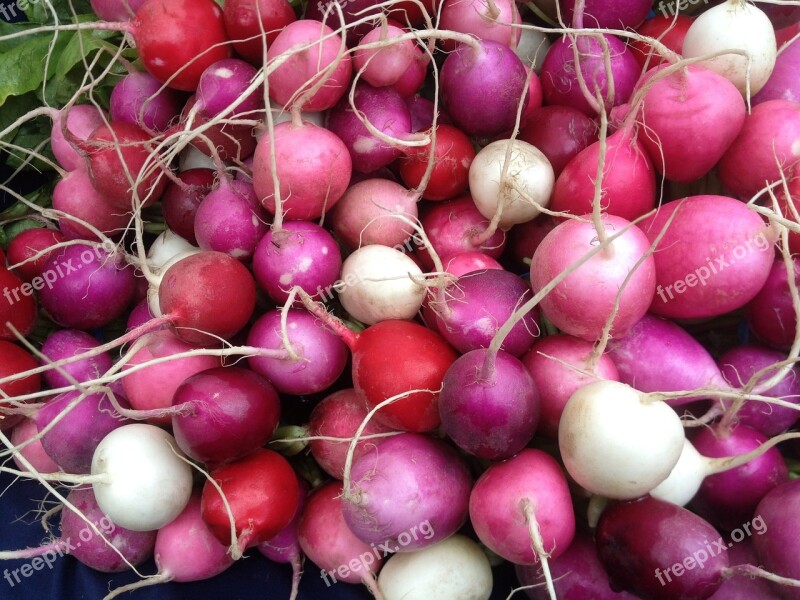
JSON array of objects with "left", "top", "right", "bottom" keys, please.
[
  {"left": 50, "top": 104, "right": 105, "bottom": 172},
  {"left": 109, "top": 71, "right": 182, "bottom": 132},
  {"left": 561, "top": 0, "right": 651, "bottom": 29},
  {"left": 342, "top": 433, "right": 471, "bottom": 551},
  {"left": 522, "top": 334, "right": 620, "bottom": 438},
  {"left": 223, "top": 0, "right": 297, "bottom": 64},
  {"left": 439, "top": 0, "right": 521, "bottom": 50},
  {"left": 0, "top": 342, "right": 40, "bottom": 431},
  {"left": 305, "top": 0, "right": 436, "bottom": 43},
  {"left": 40, "top": 329, "right": 112, "bottom": 390},
  {"left": 201, "top": 448, "right": 299, "bottom": 552},
  {"left": 640, "top": 195, "right": 775, "bottom": 320},
  {"left": 530, "top": 215, "right": 657, "bottom": 342},
  {"left": 308, "top": 388, "right": 395, "bottom": 480},
  {"left": 754, "top": 37, "right": 800, "bottom": 105},
  {"left": 6, "top": 228, "right": 66, "bottom": 282},
  {"left": 331, "top": 178, "right": 418, "bottom": 249},
  {"left": 266, "top": 19, "right": 352, "bottom": 112},
  {"left": 161, "top": 168, "right": 215, "bottom": 245},
  {"left": 132, "top": 0, "right": 231, "bottom": 91},
  {"left": 252, "top": 121, "right": 352, "bottom": 220},
  {"left": 629, "top": 14, "right": 692, "bottom": 69},
  {"left": 469, "top": 448, "right": 575, "bottom": 565},
  {"left": 52, "top": 168, "right": 131, "bottom": 240},
  {"left": 518, "top": 105, "right": 598, "bottom": 177},
  {"left": 746, "top": 256, "right": 799, "bottom": 350},
  {"left": 180, "top": 95, "right": 258, "bottom": 162},
  {"left": 11, "top": 418, "right": 59, "bottom": 474},
  {"left": 0, "top": 267, "right": 37, "bottom": 340},
  {"left": 353, "top": 23, "right": 424, "bottom": 88},
  {"left": 506, "top": 216, "right": 558, "bottom": 269}
]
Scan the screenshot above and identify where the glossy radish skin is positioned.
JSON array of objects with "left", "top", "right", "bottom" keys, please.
[
  {"left": 222, "top": 0, "right": 297, "bottom": 64},
  {"left": 561, "top": 0, "right": 651, "bottom": 29},
  {"left": 52, "top": 168, "right": 131, "bottom": 240},
  {"left": 161, "top": 169, "right": 215, "bottom": 245},
  {"left": 181, "top": 94, "right": 257, "bottom": 162},
  {"left": 753, "top": 479, "right": 800, "bottom": 598},
  {"left": 518, "top": 105, "right": 597, "bottom": 177},
  {"left": 439, "top": 349, "right": 539, "bottom": 459},
  {"left": 530, "top": 215, "right": 657, "bottom": 342},
  {"left": 746, "top": 257, "right": 799, "bottom": 349},
  {"left": 522, "top": 334, "right": 620, "bottom": 438},
  {"left": 629, "top": 15, "right": 692, "bottom": 69},
  {"left": 708, "top": 538, "right": 782, "bottom": 600},
  {"left": 0, "top": 266, "right": 37, "bottom": 341},
  {"left": 11, "top": 418, "right": 60, "bottom": 474},
  {"left": 195, "top": 58, "right": 263, "bottom": 118},
  {"left": 342, "top": 433, "right": 471, "bottom": 551},
  {"left": 353, "top": 24, "right": 423, "bottom": 87},
  {"left": 469, "top": 448, "right": 575, "bottom": 565},
  {"left": 0, "top": 342, "right": 41, "bottom": 426},
  {"left": 398, "top": 125, "right": 475, "bottom": 201},
  {"left": 443, "top": 253, "right": 503, "bottom": 275},
  {"left": 40, "top": 329, "right": 112, "bottom": 390},
  {"left": 754, "top": 37, "right": 800, "bottom": 105},
  {"left": 133, "top": 0, "right": 231, "bottom": 92},
  {"left": 7, "top": 228, "right": 66, "bottom": 282},
  {"left": 50, "top": 104, "right": 105, "bottom": 172},
  {"left": 596, "top": 496, "right": 729, "bottom": 600},
  {"left": 258, "top": 477, "right": 306, "bottom": 566},
  {"left": 109, "top": 71, "right": 182, "bottom": 132},
  {"left": 439, "top": 0, "right": 520, "bottom": 50}
]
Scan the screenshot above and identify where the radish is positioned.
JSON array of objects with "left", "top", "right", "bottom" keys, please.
[
  {"left": 109, "top": 71, "right": 182, "bottom": 132},
  {"left": 50, "top": 104, "right": 105, "bottom": 172},
  {"left": 161, "top": 169, "right": 215, "bottom": 245},
  {"left": 146, "top": 229, "right": 199, "bottom": 271},
  {"left": 195, "top": 58, "right": 263, "bottom": 119},
  {"left": 754, "top": 37, "right": 800, "bottom": 105},
  {"left": 746, "top": 256, "right": 799, "bottom": 350},
  {"left": 11, "top": 418, "right": 59, "bottom": 474},
  {"left": 681, "top": 0, "right": 777, "bottom": 96},
  {"left": 558, "top": 380, "right": 685, "bottom": 499},
  {"left": 521, "top": 334, "right": 620, "bottom": 438},
  {"left": 629, "top": 15, "right": 693, "bottom": 69},
  {"left": 91, "top": 423, "right": 194, "bottom": 531},
  {"left": 561, "top": 0, "right": 651, "bottom": 29},
  {"left": 6, "top": 228, "right": 66, "bottom": 282},
  {"left": 518, "top": 105, "right": 598, "bottom": 177},
  {"left": 709, "top": 538, "right": 783, "bottom": 600},
  {"left": 378, "top": 535, "right": 493, "bottom": 600},
  {"left": 506, "top": 215, "right": 558, "bottom": 270},
  {"left": 222, "top": 0, "right": 297, "bottom": 64},
  {"left": 469, "top": 448, "right": 575, "bottom": 565},
  {"left": 179, "top": 94, "right": 258, "bottom": 162},
  {"left": 353, "top": 23, "right": 425, "bottom": 88},
  {"left": 753, "top": 478, "right": 800, "bottom": 597},
  {"left": 52, "top": 167, "right": 131, "bottom": 240},
  {"left": 439, "top": 0, "right": 521, "bottom": 50},
  {"left": 341, "top": 433, "right": 471, "bottom": 551},
  {"left": 442, "top": 252, "right": 503, "bottom": 275},
  {"left": 0, "top": 342, "right": 40, "bottom": 430},
  {"left": 0, "top": 267, "right": 37, "bottom": 341}
]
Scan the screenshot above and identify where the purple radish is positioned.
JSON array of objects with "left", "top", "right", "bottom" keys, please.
[
  {"left": 110, "top": 71, "right": 183, "bottom": 132},
  {"left": 561, "top": 0, "right": 651, "bottom": 29},
  {"left": 753, "top": 478, "right": 800, "bottom": 598},
  {"left": 709, "top": 537, "right": 782, "bottom": 599},
  {"left": 40, "top": 329, "right": 113, "bottom": 389},
  {"left": 195, "top": 58, "right": 263, "bottom": 118},
  {"left": 439, "top": 348, "right": 539, "bottom": 459},
  {"left": 746, "top": 256, "right": 799, "bottom": 350},
  {"left": 753, "top": 36, "right": 800, "bottom": 105}
]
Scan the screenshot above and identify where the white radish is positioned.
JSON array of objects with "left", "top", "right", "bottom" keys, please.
[
  {"left": 558, "top": 380, "right": 685, "bottom": 500},
  {"left": 649, "top": 439, "right": 708, "bottom": 506},
  {"left": 147, "top": 229, "right": 200, "bottom": 270}
]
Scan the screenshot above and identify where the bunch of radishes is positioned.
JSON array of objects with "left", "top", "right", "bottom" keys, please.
[{"left": 1, "top": 0, "right": 800, "bottom": 598}]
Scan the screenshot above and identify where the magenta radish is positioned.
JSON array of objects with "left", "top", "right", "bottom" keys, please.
[
  {"left": 469, "top": 448, "right": 575, "bottom": 565},
  {"left": 746, "top": 257, "right": 799, "bottom": 349},
  {"left": 443, "top": 253, "right": 502, "bottom": 275},
  {"left": 38, "top": 243, "right": 136, "bottom": 330},
  {"left": 40, "top": 329, "right": 112, "bottom": 389},
  {"left": 552, "top": 127, "right": 656, "bottom": 221},
  {"left": 682, "top": 0, "right": 777, "bottom": 96},
  {"left": 440, "top": 39, "right": 528, "bottom": 138},
  {"left": 179, "top": 94, "right": 258, "bottom": 162},
  {"left": 378, "top": 535, "right": 494, "bottom": 600},
  {"left": 308, "top": 388, "right": 394, "bottom": 480},
  {"left": 160, "top": 169, "right": 214, "bottom": 245},
  {"left": 640, "top": 195, "right": 775, "bottom": 319},
  {"left": 222, "top": 0, "right": 297, "bottom": 64},
  {"left": 353, "top": 23, "right": 424, "bottom": 88},
  {"left": 636, "top": 65, "right": 746, "bottom": 183},
  {"left": 252, "top": 120, "right": 352, "bottom": 220},
  {"left": 52, "top": 168, "right": 131, "bottom": 240},
  {"left": 326, "top": 83, "right": 413, "bottom": 174},
  {"left": 439, "top": 0, "right": 520, "bottom": 50},
  {"left": 596, "top": 496, "right": 730, "bottom": 600},
  {"left": 559, "top": 380, "right": 685, "bottom": 499},
  {"left": 11, "top": 418, "right": 60, "bottom": 474},
  {"left": 518, "top": 105, "right": 598, "bottom": 177},
  {"left": 540, "top": 34, "right": 640, "bottom": 116},
  {"left": 50, "top": 104, "right": 105, "bottom": 172},
  {"left": 253, "top": 221, "right": 342, "bottom": 302},
  {"left": 195, "top": 58, "right": 263, "bottom": 118},
  {"left": 193, "top": 177, "right": 267, "bottom": 260},
  {"left": 709, "top": 538, "right": 782, "bottom": 600},
  {"left": 171, "top": 367, "right": 280, "bottom": 465},
  {"left": 718, "top": 100, "right": 800, "bottom": 200},
  {"left": 247, "top": 308, "right": 348, "bottom": 395},
  {"left": 754, "top": 37, "right": 800, "bottom": 105},
  {"left": 341, "top": 433, "right": 471, "bottom": 551},
  {"left": 530, "top": 215, "right": 657, "bottom": 342},
  {"left": 126, "top": 298, "right": 161, "bottom": 333},
  {"left": 753, "top": 478, "right": 800, "bottom": 597},
  {"left": 561, "top": 0, "right": 650, "bottom": 29},
  {"left": 266, "top": 19, "right": 352, "bottom": 112},
  {"left": 109, "top": 71, "right": 182, "bottom": 132},
  {"left": 91, "top": 424, "right": 194, "bottom": 531},
  {"left": 432, "top": 268, "right": 539, "bottom": 356},
  {"left": 331, "top": 178, "right": 418, "bottom": 250},
  {"left": 468, "top": 139, "right": 555, "bottom": 228},
  {"left": 439, "top": 348, "right": 539, "bottom": 459},
  {"left": 521, "top": 334, "right": 620, "bottom": 438}
]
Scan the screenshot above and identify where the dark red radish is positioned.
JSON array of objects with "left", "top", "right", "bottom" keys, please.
[
  {"left": 405, "top": 94, "right": 451, "bottom": 133},
  {"left": 41, "top": 329, "right": 112, "bottom": 389},
  {"left": 746, "top": 256, "right": 799, "bottom": 350},
  {"left": 156, "top": 251, "right": 257, "bottom": 346},
  {"left": 308, "top": 388, "right": 394, "bottom": 480},
  {"left": 719, "top": 100, "right": 800, "bottom": 200},
  {"left": 596, "top": 496, "right": 730, "bottom": 600},
  {"left": 521, "top": 334, "right": 620, "bottom": 438},
  {"left": 439, "top": 0, "right": 520, "bottom": 50},
  {"left": 342, "top": 433, "right": 471, "bottom": 551},
  {"left": 530, "top": 215, "right": 657, "bottom": 342},
  {"left": 331, "top": 178, "right": 418, "bottom": 250},
  {"left": 440, "top": 39, "right": 528, "bottom": 138},
  {"left": 540, "top": 34, "right": 640, "bottom": 116},
  {"left": 132, "top": 0, "right": 231, "bottom": 91},
  {"left": 201, "top": 449, "right": 299, "bottom": 552},
  {"left": 84, "top": 121, "right": 168, "bottom": 210},
  {"left": 640, "top": 195, "right": 775, "bottom": 320},
  {"left": 690, "top": 424, "right": 788, "bottom": 532},
  {"left": 432, "top": 268, "right": 539, "bottom": 356},
  {"left": 172, "top": 367, "right": 280, "bottom": 465},
  {"left": 327, "top": 83, "right": 412, "bottom": 174},
  {"left": 754, "top": 37, "right": 800, "bottom": 105},
  {"left": 0, "top": 342, "right": 40, "bottom": 430},
  {"left": 0, "top": 267, "right": 37, "bottom": 340},
  {"left": 247, "top": 308, "right": 348, "bottom": 396},
  {"left": 195, "top": 58, "right": 263, "bottom": 119},
  {"left": 223, "top": 0, "right": 296, "bottom": 64},
  {"left": 561, "top": 0, "right": 650, "bottom": 29},
  {"left": 306, "top": 0, "right": 436, "bottom": 44},
  {"left": 398, "top": 124, "right": 474, "bottom": 201},
  {"left": 718, "top": 345, "right": 800, "bottom": 436},
  {"left": 109, "top": 71, "right": 182, "bottom": 132},
  {"left": 6, "top": 228, "right": 66, "bottom": 282},
  {"left": 161, "top": 168, "right": 215, "bottom": 245},
  {"left": 253, "top": 221, "right": 342, "bottom": 302},
  {"left": 11, "top": 418, "right": 60, "bottom": 474},
  {"left": 91, "top": 0, "right": 145, "bottom": 21},
  {"left": 552, "top": 127, "right": 656, "bottom": 221},
  {"left": 469, "top": 448, "right": 575, "bottom": 565},
  {"left": 439, "top": 348, "right": 539, "bottom": 459},
  {"left": 181, "top": 94, "right": 257, "bottom": 162},
  {"left": 708, "top": 538, "right": 782, "bottom": 600},
  {"left": 50, "top": 104, "right": 105, "bottom": 172},
  {"left": 38, "top": 243, "right": 136, "bottom": 330},
  {"left": 52, "top": 168, "right": 131, "bottom": 240},
  {"left": 515, "top": 530, "right": 639, "bottom": 600},
  {"left": 518, "top": 105, "right": 598, "bottom": 177},
  {"left": 629, "top": 14, "right": 692, "bottom": 69},
  {"left": 753, "top": 478, "right": 800, "bottom": 598},
  {"left": 506, "top": 216, "right": 558, "bottom": 269},
  {"left": 252, "top": 121, "right": 352, "bottom": 221}
]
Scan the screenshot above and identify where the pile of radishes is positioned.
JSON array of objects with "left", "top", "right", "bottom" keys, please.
[{"left": 2, "top": 0, "right": 800, "bottom": 598}]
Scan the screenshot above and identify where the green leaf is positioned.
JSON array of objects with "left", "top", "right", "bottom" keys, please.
[
  {"left": 0, "top": 31, "right": 71, "bottom": 107},
  {"left": 55, "top": 23, "right": 118, "bottom": 80},
  {"left": 23, "top": 0, "right": 93, "bottom": 24}
]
